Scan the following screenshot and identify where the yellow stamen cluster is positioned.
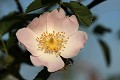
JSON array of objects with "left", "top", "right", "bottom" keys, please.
[{"left": 36, "top": 31, "right": 69, "bottom": 56}]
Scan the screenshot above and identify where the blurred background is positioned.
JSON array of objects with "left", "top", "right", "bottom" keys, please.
[{"left": 0, "top": 0, "right": 120, "bottom": 80}]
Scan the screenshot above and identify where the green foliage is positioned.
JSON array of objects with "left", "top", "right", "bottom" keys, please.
[
  {"left": 26, "top": 0, "right": 60, "bottom": 13},
  {"left": 0, "top": 12, "right": 38, "bottom": 79},
  {"left": 1, "top": 13, "right": 39, "bottom": 21},
  {"left": 0, "top": 12, "right": 22, "bottom": 38},
  {"left": 18, "top": 14, "right": 40, "bottom": 20},
  {"left": 6, "top": 33, "right": 17, "bottom": 49},
  {"left": 62, "top": 1, "right": 93, "bottom": 26},
  {"left": 0, "top": 21, "right": 19, "bottom": 38},
  {"left": 0, "top": 12, "right": 40, "bottom": 39}
]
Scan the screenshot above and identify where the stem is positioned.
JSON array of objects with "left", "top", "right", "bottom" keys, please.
[
  {"left": 34, "top": 67, "right": 52, "bottom": 80},
  {"left": 14, "top": 0, "right": 23, "bottom": 13},
  {"left": 1, "top": 40, "right": 8, "bottom": 55},
  {"left": 87, "top": 0, "right": 106, "bottom": 9}
]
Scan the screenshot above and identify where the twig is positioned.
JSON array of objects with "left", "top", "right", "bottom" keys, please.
[
  {"left": 14, "top": 0, "right": 23, "bottom": 13},
  {"left": 34, "top": 67, "right": 51, "bottom": 80},
  {"left": 1, "top": 40, "right": 8, "bottom": 55},
  {"left": 87, "top": 0, "right": 106, "bottom": 9}
]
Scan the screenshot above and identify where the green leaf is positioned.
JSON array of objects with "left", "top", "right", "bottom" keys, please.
[
  {"left": 0, "top": 12, "right": 21, "bottom": 38},
  {"left": 26, "top": 0, "right": 60, "bottom": 13},
  {"left": 6, "top": 32, "right": 17, "bottom": 49},
  {"left": 63, "top": 1, "right": 93, "bottom": 26},
  {"left": 0, "top": 20, "right": 20, "bottom": 38},
  {"left": 99, "top": 39, "right": 111, "bottom": 66},
  {"left": 18, "top": 14, "right": 40, "bottom": 20},
  {"left": 0, "top": 12, "right": 39, "bottom": 22},
  {"left": 0, "top": 12, "right": 39, "bottom": 38}
]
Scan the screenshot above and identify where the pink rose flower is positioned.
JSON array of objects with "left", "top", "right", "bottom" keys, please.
[{"left": 16, "top": 8, "right": 88, "bottom": 72}]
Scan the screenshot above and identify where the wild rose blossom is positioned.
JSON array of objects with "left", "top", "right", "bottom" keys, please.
[{"left": 16, "top": 8, "right": 88, "bottom": 72}]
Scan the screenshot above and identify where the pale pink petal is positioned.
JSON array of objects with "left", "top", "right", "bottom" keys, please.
[
  {"left": 27, "top": 17, "right": 39, "bottom": 29},
  {"left": 69, "top": 15, "right": 79, "bottom": 27},
  {"left": 45, "top": 10, "right": 59, "bottom": 33},
  {"left": 57, "top": 16, "right": 79, "bottom": 36},
  {"left": 50, "top": 8, "right": 65, "bottom": 19},
  {"left": 30, "top": 55, "right": 44, "bottom": 66},
  {"left": 30, "top": 54, "right": 65, "bottom": 72},
  {"left": 47, "top": 12, "right": 79, "bottom": 36},
  {"left": 27, "top": 9, "right": 78, "bottom": 37},
  {"left": 60, "top": 31, "right": 88, "bottom": 58},
  {"left": 58, "top": 8, "right": 66, "bottom": 18},
  {"left": 16, "top": 28, "right": 44, "bottom": 56},
  {"left": 27, "top": 13, "right": 49, "bottom": 35}
]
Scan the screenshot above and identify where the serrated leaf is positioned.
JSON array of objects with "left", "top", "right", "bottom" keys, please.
[
  {"left": 26, "top": 0, "right": 60, "bottom": 13},
  {"left": 63, "top": 1, "right": 93, "bottom": 26},
  {"left": 99, "top": 39, "right": 111, "bottom": 66}
]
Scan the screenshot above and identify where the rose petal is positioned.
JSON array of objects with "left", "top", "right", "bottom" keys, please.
[
  {"left": 45, "top": 9, "right": 60, "bottom": 33},
  {"left": 69, "top": 15, "right": 79, "bottom": 27},
  {"left": 50, "top": 8, "right": 65, "bottom": 19},
  {"left": 27, "top": 8, "right": 79, "bottom": 37},
  {"left": 58, "top": 8, "right": 66, "bottom": 18},
  {"left": 27, "top": 17, "right": 39, "bottom": 29},
  {"left": 60, "top": 31, "right": 88, "bottom": 58},
  {"left": 30, "top": 55, "right": 44, "bottom": 66},
  {"left": 27, "top": 13, "right": 49, "bottom": 35},
  {"left": 47, "top": 12, "right": 79, "bottom": 36},
  {"left": 57, "top": 16, "right": 79, "bottom": 37},
  {"left": 30, "top": 54, "right": 65, "bottom": 72},
  {"left": 16, "top": 28, "right": 44, "bottom": 56}
]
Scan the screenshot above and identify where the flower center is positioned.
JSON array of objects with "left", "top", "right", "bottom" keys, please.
[{"left": 36, "top": 31, "right": 69, "bottom": 56}]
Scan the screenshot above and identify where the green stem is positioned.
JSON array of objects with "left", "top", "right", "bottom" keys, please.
[{"left": 1, "top": 40, "right": 8, "bottom": 55}]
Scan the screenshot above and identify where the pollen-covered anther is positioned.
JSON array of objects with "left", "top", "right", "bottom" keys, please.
[{"left": 36, "top": 31, "right": 68, "bottom": 56}]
